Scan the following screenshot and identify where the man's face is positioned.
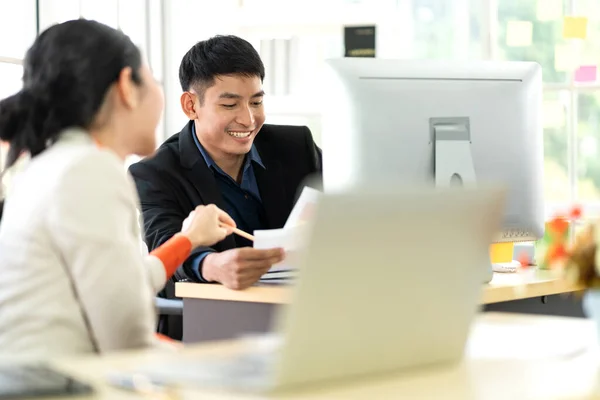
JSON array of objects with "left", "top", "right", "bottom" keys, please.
[{"left": 193, "top": 74, "right": 265, "bottom": 157}]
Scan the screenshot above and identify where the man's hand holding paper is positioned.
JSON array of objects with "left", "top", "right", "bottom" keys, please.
[
  {"left": 254, "top": 187, "right": 321, "bottom": 283},
  {"left": 202, "top": 248, "right": 285, "bottom": 290}
]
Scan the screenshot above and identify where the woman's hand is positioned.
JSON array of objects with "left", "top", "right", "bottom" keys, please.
[{"left": 180, "top": 204, "right": 235, "bottom": 248}]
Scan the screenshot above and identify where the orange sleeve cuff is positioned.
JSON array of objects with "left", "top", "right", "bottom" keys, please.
[
  {"left": 150, "top": 234, "right": 192, "bottom": 280},
  {"left": 156, "top": 333, "right": 175, "bottom": 343}
]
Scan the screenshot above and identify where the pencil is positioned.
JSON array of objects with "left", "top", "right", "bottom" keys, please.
[{"left": 222, "top": 224, "right": 255, "bottom": 242}]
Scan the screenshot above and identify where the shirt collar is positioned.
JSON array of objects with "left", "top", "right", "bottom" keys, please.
[
  {"left": 191, "top": 123, "right": 265, "bottom": 171},
  {"left": 246, "top": 144, "right": 265, "bottom": 169}
]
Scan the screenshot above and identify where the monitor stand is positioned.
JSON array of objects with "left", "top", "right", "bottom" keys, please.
[
  {"left": 430, "top": 117, "right": 493, "bottom": 283},
  {"left": 430, "top": 117, "right": 476, "bottom": 187}
]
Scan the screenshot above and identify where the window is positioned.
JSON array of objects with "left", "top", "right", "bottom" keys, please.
[
  {"left": 38, "top": 0, "right": 79, "bottom": 31},
  {"left": 37, "top": 0, "right": 165, "bottom": 145},
  {"left": 577, "top": 92, "right": 600, "bottom": 203},
  {"left": 232, "top": 0, "right": 600, "bottom": 217},
  {"left": 494, "top": 0, "right": 600, "bottom": 216},
  {"left": 80, "top": 0, "right": 118, "bottom": 28},
  {"left": 0, "top": 0, "right": 36, "bottom": 171},
  {"left": 575, "top": 0, "right": 600, "bottom": 212},
  {"left": 0, "top": 0, "right": 36, "bottom": 59},
  {"left": 0, "top": 1, "right": 164, "bottom": 172},
  {"left": 496, "top": 0, "right": 567, "bottom": 83},
  {"left": 0, "top": 62, "right": 23, "bottom": 100},
  {"left": 496, "top": 0, "right": 571, "bottom": 211},
  {"left": 0, "top": 0, "right": 35, "bottom": 100},
  {"left": 543, "top": 90, "right": 570, "bottom": 203},
  {"left": 410, "top": 0, "right": 484, "bottom": 60}
]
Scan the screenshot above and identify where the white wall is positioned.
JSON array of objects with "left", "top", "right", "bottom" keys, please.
[
  {"left": 160, "top": 0, "right": 416, "bottom": 146},
  {"left": 161, "top": 0, "right": 241, "bottom": 138}
]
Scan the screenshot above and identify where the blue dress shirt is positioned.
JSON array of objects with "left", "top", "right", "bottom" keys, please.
[{"left": 190, "top": 124, "right": 267, "bottom": 281}]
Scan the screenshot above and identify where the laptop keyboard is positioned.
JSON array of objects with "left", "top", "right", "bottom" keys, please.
[
  {"left": 132, "top": 351, "right": 277, "bottom": 392},
  {"left": 202, "top": 352, "right": 275, "bottom": 381},
  {"left": 131, "top": 336, "right": 283, "bottom": 391}
]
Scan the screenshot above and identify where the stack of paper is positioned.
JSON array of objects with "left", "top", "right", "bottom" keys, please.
[
  {"left": 254, "top": 226, "right": 306, "bottom": 283},
  {"left": 255, "top": 187, "right": 320, "bottom": 283}
]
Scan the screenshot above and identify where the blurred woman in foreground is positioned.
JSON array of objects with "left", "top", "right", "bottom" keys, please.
[{"left": 0, "top": 19, "right": 235, "bottom": 357}]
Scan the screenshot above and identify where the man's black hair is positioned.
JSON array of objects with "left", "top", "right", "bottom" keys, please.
[{"left": 179, "top": 35, "right": 265, "bottom": 104}]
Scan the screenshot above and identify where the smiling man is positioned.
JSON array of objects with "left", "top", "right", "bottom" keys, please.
[{"left": 129, "top": 35, "right": 322, "bottom": 296}]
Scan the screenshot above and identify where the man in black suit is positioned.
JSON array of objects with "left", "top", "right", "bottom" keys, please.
[{"left": 129, "top": 35, "right": 322, "bottom": 293}]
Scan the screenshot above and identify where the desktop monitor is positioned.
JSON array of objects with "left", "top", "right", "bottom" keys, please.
[{"left": 321, "top": 58, "right": 544, "bottom": 277}]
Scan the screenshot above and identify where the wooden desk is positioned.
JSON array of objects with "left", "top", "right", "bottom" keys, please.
[
  {"left": 483, "top": 269, "right": 584, "bottom": 304},
  {"left": 47, "top": 313, "right": 600, "bottom": 399},
  {"left": 176, "top": 270, "right": 584, "bottom": 343}
]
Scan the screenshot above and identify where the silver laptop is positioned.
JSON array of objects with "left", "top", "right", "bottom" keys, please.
[{"left": 130, "top": 186, "right": 505, "bottom": 393}]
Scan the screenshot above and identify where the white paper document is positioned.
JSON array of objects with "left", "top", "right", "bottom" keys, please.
[
  {"left": 284, "top": 186, "right": 320, "bottom": 228},
  {"left": 254, "top": 225, "right": 308, "bottom": 282},
  {"left": 254, "top": 186, "right": 321, "bottom": 283}
]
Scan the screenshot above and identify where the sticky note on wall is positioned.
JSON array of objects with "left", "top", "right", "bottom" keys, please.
[
  {"left": 506, "top": 21, "right": 533, "bottom": 47},
  {"left": 537, "top": 0, "right": 563, "bottom": 21},
  {"left": 563, "top": 16, "right": 588, "bottom": 39},
  {"left": 574, "top": 65, "right": 598, "bottom": 82},
  {"left": 554, "top": 43, "right": 580, "bottom": 71}
]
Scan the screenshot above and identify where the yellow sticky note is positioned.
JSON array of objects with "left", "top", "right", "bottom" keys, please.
[
  {"left": 554, "top": 44, "right": 580, "bottom": 71},
  {"left": 537, "top": 0, "right": 562, "bottom": 21},
  {"left": 563, "top": 16, "right": 588, "bottom": 39},
  {"left": 506, "top": 21, "right": 533, "bottom": 47},
  {"left": 543, "top": 101, "right": 565, "bottom": 128}
]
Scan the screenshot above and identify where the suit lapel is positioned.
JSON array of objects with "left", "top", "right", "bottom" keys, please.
[
  {"left": 182, "top": 162, "right": 222, "bottom": 206},
  {"left": 254, "top": 160, "right": 289, "bottom": 229},
  {"left": 179, "top": 121, "right": 289, "bottom": 234}
]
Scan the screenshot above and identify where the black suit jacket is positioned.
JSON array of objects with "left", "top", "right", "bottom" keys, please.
[{"left": 129, "top": 121, "right": 322, "bottom": 284}]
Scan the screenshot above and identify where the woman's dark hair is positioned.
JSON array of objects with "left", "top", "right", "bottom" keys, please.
[{"left": 0, "top": 19, "right": 143, "bottom": 169}]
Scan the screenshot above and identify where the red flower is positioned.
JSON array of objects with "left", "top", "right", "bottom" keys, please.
[
  {"left": 547, "top": 243, "right": 568, "bottom": 265},
  {"left": 548, "top": 217, "right": 569, "bottom": 238},
  {"left": 569, "top": 205, "right": 583, "bottom": 220}
]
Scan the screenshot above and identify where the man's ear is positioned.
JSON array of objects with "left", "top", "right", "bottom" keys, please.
[
  {"left": 180, "top": 92, "right": 199, "bottom": 119},
  {"left": 116, "top": 67, "right": 138, "bottom": 109}
]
